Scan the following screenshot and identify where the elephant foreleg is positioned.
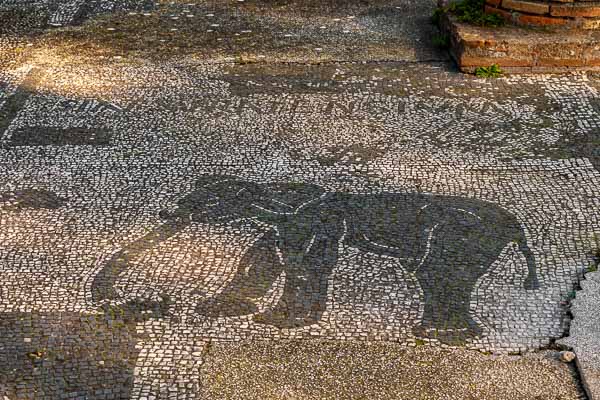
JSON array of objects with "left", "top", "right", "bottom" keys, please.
[
  {"left": 197, "top": 228, "right": 284, "bottom": 318},
  {"left": 254, "top": 266, "right": 331, "bottom": 328},
  {"left": 254, "top": 232, "right": 338, "bottom": 329}
]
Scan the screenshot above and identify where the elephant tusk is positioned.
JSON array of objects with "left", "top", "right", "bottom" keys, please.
[
  {"left": 305, "top": 234, "right": 318, "bottom": 254},
  {"left": 449, "top": 207, "right": 482, "bottom": 220},
  {"left": 415, "top": 223, "right": 440, "bottom": 272}
]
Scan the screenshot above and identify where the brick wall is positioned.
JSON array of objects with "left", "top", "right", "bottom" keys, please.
[{"left": 485, "top": 0, "right": 600, "bottom": 29}]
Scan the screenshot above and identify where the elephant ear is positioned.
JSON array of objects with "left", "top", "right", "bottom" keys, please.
[
  {"left": 250, "top": 182, "right": 326, "bottom": 213},
  {"left": 194, "top": 174, "right": 238, "bottom": 189}
]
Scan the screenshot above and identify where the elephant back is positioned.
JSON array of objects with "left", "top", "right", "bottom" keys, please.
[{"left": 247, "top": 182, "right": 327, "bottom": 214}]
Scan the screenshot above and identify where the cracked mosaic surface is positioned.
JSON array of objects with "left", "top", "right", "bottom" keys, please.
[
  {"left": 0, "top": 0, "right": 599, "bottom": 398},
  {"left": 0, "top": 59, "right": 598, "bottom": 397}
]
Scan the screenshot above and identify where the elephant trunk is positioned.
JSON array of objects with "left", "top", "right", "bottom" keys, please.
[{"left": 90, "top": 219, "right": 189, "bottom": 305}]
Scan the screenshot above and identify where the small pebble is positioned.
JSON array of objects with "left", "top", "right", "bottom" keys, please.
[{"left": 560, "top": 351, "right": 576, "bottom": 363}]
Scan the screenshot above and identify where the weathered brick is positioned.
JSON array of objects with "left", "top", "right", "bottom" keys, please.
[
  {"left": 486, "top": 0, "right": 600, "bottom": 29},
  {"left": 442, "top": 13, "right": 600, "bottom": 73},
  {"left": 501, "top": 0, "right": 550, "bottom": 15},
  {"left": 537, "top": 57, "right": 586, "bottom": 67},
  {"left": 581, "top": 17, "right": 600, "bottom": 29},
  {"left": 486, "top": 0, "right": 503, "bottom": 7},
  {"left": 551, "top": 3, "right": 600, "bottom": 17},
  {"left": 516, "top": 13, "right": 571, "bottom": 26},
  {"left": 485, "top": 5, "right": 514, "bottom": 22},
  {"left": 585, "top": 57, "right": 600, "bottom": 66},
  {"left": 460, "top": 55, "right": 534, "bottom": 67}
]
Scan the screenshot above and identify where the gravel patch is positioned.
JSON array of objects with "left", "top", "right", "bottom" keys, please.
[{"left": 201, "top": 340, "right": 584, "bottom": 400}]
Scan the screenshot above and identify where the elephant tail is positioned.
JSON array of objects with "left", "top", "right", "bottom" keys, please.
[{"left": 518, "top": 235, "right": 539, "bottom": 290}]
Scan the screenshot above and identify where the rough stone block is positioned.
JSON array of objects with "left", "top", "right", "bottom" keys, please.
[
  {"left": 551, "top": 3, "right": 600, "bottom": 17},
  {"left": 488, "top": 0, "right": 600, "bottom": 29},
  {"left": 441, "top": 14, "right": 600, "bottom": 73},
  {"left": 502, "top": 0, "right": 550, "bottom": 15},
  {"left": 516, "top": 12, "right": 572, "bottom": 26},
  {"left": 486, "top": 0, "right": 503, "bottom": 7}
]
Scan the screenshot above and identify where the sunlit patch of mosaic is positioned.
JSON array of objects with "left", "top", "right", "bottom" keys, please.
[{"left": 1, "top": 59, "right": 599, "bottom": 398}]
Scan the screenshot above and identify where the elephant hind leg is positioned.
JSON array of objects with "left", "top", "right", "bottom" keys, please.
[
  {"left": 412, "top": 239, "right": 489, "bottom": 344},
  {"left": 413, "top": 306, "right": 483, "bottom": 346},
  {"left": 253, "top": 231, "right": 339, "bottom": 329}
]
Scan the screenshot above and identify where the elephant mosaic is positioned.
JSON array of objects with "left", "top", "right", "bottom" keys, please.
[{"left": 91, "top": 175, "right": 539, "bottom": 345}]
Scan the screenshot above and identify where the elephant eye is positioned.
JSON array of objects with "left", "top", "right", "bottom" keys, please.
[
  {"left": 223, "top": 184, "right": 248, "bottom": 197},
  {"left": 206, "top": 192, "right": 221, "bottom": 201}
]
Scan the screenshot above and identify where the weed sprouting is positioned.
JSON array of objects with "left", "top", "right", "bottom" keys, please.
[
  {"left": 432, "top": 34, "right": 450, "bottom": 49},
  {"left": 475, "top": 64, "right": 503, "bottom": 78},
  {"left": 432, "top": 0, "right": 505, "bottom": 27}
]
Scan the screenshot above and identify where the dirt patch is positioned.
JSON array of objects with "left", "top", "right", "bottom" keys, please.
[
  {"left": 200, "top": 340, "right": 583, "bottom": 400},
  {"left": 0, "top": 5, "right": 49, "bottom": 35},
  {"left": 0, "top": 311, "right": 139, "bottom": 399}
]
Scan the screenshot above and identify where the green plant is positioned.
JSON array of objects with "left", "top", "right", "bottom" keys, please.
[
  {"left": 449, "top": 0, "right": 505, "bottom": 27},
  {"left": 432, "top": 33, "right": 450, "bottom": 49},
  {"left": 475, "top": 64, "right": 503, "bottom": 78},
  {"left": 589, "top": 233, "right": 600, "bottom": 272},
  {"left": 431, "top": 7, "right": 446, "bottom": 25}
]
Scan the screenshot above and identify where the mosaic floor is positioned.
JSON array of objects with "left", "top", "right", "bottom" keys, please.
[{"left": 0, "top": 0, "right": 599, "bottom": 398}]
